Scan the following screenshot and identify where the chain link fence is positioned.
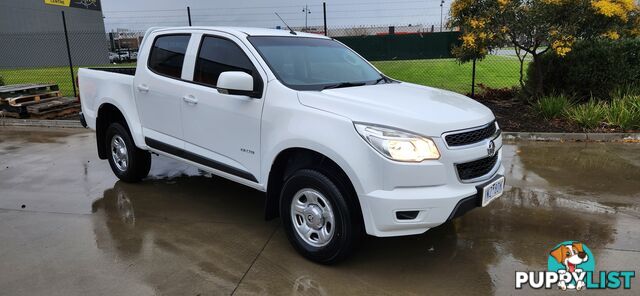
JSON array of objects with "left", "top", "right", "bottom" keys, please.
[
  {"left": 0, "top": 31, "right": 116, "bottom": 97},
  {"left": 0, "top": 21, "right": 525, "bottom": 99},
  {"left": 326, "top": 24, "right": 526, "bottom": 95}
]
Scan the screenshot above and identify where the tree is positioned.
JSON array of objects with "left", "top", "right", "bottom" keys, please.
[{"left": 449, "top": 0, "right": 639, "bottom": 96}]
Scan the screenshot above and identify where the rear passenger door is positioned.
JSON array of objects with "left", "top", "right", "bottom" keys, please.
[
  {"left": 180, "top": 33, "right": 266, "bottom": 183},
  {"left": 134, "top": 33, "right": 192, "bottom": 148}
]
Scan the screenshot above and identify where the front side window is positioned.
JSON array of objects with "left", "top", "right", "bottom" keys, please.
[
  {"left": 194, "top": 36, "right": 257, "bottom": 87},
  {"left": 148, "top": 34, "right": 191, "bottom": 79},
  {"left": 248, "top": 36, "right": 384, "bottom": 91}
]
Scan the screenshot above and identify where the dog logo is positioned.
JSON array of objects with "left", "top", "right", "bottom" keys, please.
[
  {"left": 516, "top": 241, "right": 635, "bottom": 290},
  {"left": 548, "top": 241, "right": 594, "bottom": 290},
  {"left": 487, "top": 140, "right": 496, "bottom": 157}
]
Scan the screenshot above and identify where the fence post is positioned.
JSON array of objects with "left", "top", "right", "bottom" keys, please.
[
  {"left": 109, "top": 32, "right": 115, "bottom": 52},
  {"left": 61, "top": 11, "right": 77, "bottom": 97},
  {"left": 471, "top": 58, "right": 477, "bottom": 98},
  {"left": 323, "top": 2, "right": 327, "bottom": 36},
  {"left": 187, "top": 6, "right": 192, "bottom": 26}
]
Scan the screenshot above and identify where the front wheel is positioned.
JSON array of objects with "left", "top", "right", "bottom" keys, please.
[
  {"left": 105, "top": 122, "right": 151, "bottom": 183},
  {"left": 280, "top": 169, "right": 362, "bottom": 264}
]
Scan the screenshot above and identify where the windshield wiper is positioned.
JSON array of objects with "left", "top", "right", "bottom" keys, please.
[
  {"left": 321, "top": 81, "right": 367, "bottom": 90},
  {"left": 374, "top": 76, "right": 387, "bottom": 84}
]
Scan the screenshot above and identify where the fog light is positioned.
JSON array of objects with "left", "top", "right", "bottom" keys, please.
[{"left": 396, "top": 210, "right": 419, "bottom": 220}]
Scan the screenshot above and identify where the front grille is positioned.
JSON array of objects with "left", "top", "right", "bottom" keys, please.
[
  {"left": 456, "top": 154, "right": 499, "bottom": 181},
  {"left": 445, "top": 122, "right": 497, "bottom": 147}
]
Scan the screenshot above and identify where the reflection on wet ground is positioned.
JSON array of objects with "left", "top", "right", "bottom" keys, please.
[
  {"left": 0, "top": 127, "right": 639, "bottom": 295},
  {"left": 513, "top": 142, "right": 640, "bottom": 202}
]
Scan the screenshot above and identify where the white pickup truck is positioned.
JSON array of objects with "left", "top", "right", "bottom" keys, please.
[{"left": 79, "top": 26, "right": 505, "bottom": 264}]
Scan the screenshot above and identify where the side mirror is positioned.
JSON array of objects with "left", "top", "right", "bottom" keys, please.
[{"left": 217, "top": 71, "right": 254, "bottom": 97}]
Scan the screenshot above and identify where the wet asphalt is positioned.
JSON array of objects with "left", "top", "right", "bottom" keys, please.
[{"left": 0, "top": 127, "right": 639, "bottom": 296}]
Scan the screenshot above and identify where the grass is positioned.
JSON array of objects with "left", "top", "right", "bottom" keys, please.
[
  {"left": 530, "top": 84, "right": 640, "bottom": 131},
  {"left": 0, "top": 63, "right": 135, "bottom": 96},
  {"left": 533, "top": 94, "right": 573, "bottom": 119},
  {"left": 566, "top": 100, "right": 607, "bottom": 129},
  {"left": 0, "top": 56, "right": 523, "bottom": 96},
  {"left": 610, "top": 83, "right": 640, "bottom": 99},
  {"left": 606, "top": 94, "right": 640, "bottom": 130},
  {"left": 372, "top": 55, "right": 525, "bottom": 93}
]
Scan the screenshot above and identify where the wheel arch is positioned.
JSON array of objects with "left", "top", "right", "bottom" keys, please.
[
  {"left": 96, "top": 103, "right": 133, "bottom": 159},
  {"left": 264, "top": 147, "right": 363, "bottom": 225}
]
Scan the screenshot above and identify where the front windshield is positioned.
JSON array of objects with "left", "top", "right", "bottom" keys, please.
[{"left": 248, "top": 36, "right": 384, "bottom": 91}]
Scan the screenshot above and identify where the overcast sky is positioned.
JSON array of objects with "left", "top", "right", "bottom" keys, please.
[{"left": 101, "top": 0, "right": 452, "bottom": 31}]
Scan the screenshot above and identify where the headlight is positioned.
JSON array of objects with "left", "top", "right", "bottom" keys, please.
[{"left": 354, "top": 123, "right": 440, "bottom": 162}]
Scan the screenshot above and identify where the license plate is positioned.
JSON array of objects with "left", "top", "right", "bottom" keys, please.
[{"left": 482, "top": 176, "right": 505, "bottom": 207}]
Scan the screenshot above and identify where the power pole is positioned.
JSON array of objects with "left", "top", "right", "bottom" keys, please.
[{"left": 302, "top": 4, "right": 311, "bottom": 30}]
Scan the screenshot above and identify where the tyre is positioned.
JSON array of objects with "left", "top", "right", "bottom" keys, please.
[
  {"left": 280, "top": 168, "right": 362, "bottom": 264},
  {"left": 105, "top": 122, "right": 151, "bottom": 183}
]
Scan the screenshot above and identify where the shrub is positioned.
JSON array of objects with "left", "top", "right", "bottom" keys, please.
[
  {"left": 0, "top": 75, "right": 4, "bottom": 86},
  {"left": 566, "top": 100, "right": 607, "bottom": 129},
  {"left": 533, "top": 95, "right": 573, "bottom": 119},
  {"left": 525, "top": 39, "right": 640, "bottom": 101}
]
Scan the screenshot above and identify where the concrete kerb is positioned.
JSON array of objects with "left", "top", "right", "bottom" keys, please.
[
  {"left": 502, "top": 132, "right": 640, "bottom": 142},
  {"left": 1, "top": 119, "right": 639, "bottom": 142},
  {"left": 0, "top": 118, "right": 83, "bottom": 129}
]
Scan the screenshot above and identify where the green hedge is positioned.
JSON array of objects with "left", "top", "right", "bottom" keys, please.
[{"left": 525, "top": 39, "right": 640, "bottom": 100}]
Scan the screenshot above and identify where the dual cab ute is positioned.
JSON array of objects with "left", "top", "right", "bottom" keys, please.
[{"left": 79, "top": 27, "right": 505, "bottom": 264}]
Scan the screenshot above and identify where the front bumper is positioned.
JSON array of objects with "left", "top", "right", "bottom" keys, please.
[{"left": 360, "top": 163, "right": 505, "bottom": 237}]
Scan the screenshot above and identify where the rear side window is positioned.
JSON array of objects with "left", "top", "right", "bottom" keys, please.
[
  {"left": 148, "top": 34, "right": 191, "bottom": 79},
  {"left": 194, "top": 36, "right": 256, "bottom": 87}
]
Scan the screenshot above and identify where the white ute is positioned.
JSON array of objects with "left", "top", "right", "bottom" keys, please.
[{"left": 78, "top": 27, "right": 505, "bottom": 264}]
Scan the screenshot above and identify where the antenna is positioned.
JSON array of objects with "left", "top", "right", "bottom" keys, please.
[{"left": 275, "top": 12, "right": 297, "bottom": 35}]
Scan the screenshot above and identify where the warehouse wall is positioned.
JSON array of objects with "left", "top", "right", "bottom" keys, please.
[{"left": 0, "top": 0, "right": 108, "bottom": 68}]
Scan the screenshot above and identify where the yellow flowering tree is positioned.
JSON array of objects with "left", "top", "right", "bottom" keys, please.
[
  {"left": 449, "top": 0, "right": 498, "bottom": 63},
  {"left": 623, "top": 6, "right": 640, "bottom": 36},
  {"left": 449, "top": 0, "right": 639, "bottom": 95}
]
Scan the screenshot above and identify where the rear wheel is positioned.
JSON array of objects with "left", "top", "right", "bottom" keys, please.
[
  {"left": 280, "top": 169, "right": 362, "bottom": 264},
  {"left": 105, "top": 122, "right": 151, "bottom": 183}
]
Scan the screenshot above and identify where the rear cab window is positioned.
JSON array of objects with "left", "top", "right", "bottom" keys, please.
[{"left": 147, "top": 34, "right": 191, "bottom": 79}]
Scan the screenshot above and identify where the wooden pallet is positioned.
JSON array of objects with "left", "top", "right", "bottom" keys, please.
[
  {"left": 29, "top": 105, "right": 81, "bottom": 120},
  {"left": 27, "top": 97, "right": 78, "bottom": 114},
  {"left": 16, "top": 96, "right": 62, "bottom": 107},
  {"left": 0, "top": 103, "right": 24, "bottom": 118},
  {"left": 0, "top": 84, "right": 59, "bottom": 99},
  {"left": 0, "top": 96, "right": 79, "bottom": 119},
  {"left": 0, "top": 110, "right": 21, "bottom": 118},
  {"left": 7, "top": 91, "right": 63, "bottom": 107}
]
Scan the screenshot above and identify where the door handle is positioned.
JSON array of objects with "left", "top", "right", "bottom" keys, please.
[
  {"left": 137, "top": 84, "right": 149, "bottom": 93},
  {"left": 183, "top": 95, "right": 198, "bottom": 105}
]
